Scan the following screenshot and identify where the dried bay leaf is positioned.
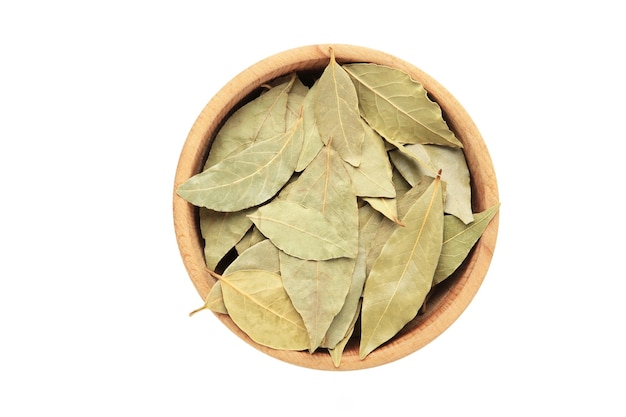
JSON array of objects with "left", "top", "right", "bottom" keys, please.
[
  {"left": 279, "top": 252, "right": 355, "bottom": 351},
  {"left": 358, "top": 203, "right": 386, "bottom": 254},
  {"left": 280, "top": 143, "right": 358, "bottom": 251},
  {"left": 314, "top": 51, "right": 365, "bottom": 167},
  {"left": 321, "top": 207, "right": 369, "bottom": 350},
  {"left": 359, "top": 168, "right": 410, "bottom": 240},
  {"left": 224, "top": 239, "right": 280, "bottom": 275},
  {"left": 177, "top": 115, "right": 303, "bottom": 212},
  {"left": 206, "top": 283, "right": 228, "bottom": 314},
  {"left": 199, "top": 207, "right": 254, "bottom": 270},
  {"left": 248, "top": 199, "right": 356, "bottom": 261},
  {"left": 434, "top": 203, "right": 500, "bottom": 284},
  {"left": 420, "top": 144, "right": 473, "bottom": 224},
  {"left": 344, "top": 121, "right": 395, "bottom": 198},
  {"left": 275, "top": 144, "right": 359, "bottom": 350},
  {"left": 285, "top": 76, "right": 308, "bottom": 130},
  {"left": 360, "top": 175, "right": 444, "bottom": 359},
  {"left": 190, "top": 240, "right": 282, "bottom": 317},
  {"left": 392, "top": 167, "right": 412, "bottom": 200},
  {"left": 296, "top": 80, "right": 324, "bottom": 171},
  {"left": 365, "top": 176, "right": 436, "bottom": 274},
  {"left": 343, "top": 63, "right": 463, "bottom": 148},
  {"left": 235, "top": 226, "right": 266, "bottom": 255},
  {"left": 388, "top": 140, "right": 438, "bottom": 179},
  {"left": 362, "top": 197, "right": 401, "bottom": 225},
  {"left": 220, "top": 269, "right": 309, "bottom": 350},
  {"left": 205, "top": 74, "right": 296, "bottom": 169},
  {"left": 189, "top": 282, "right": 228, "bottom": 316},
  {"left": 328, "top": 298, "right": 361, "bottom": 367},
  {"left": 280, "top": 77, "right": 309, "bottom": 175},
  {"left": 397, "top": 175, "right": 438, "bottom": 217},
  {"left": 392, "top": 143, "right": 474, "bottom": 224}
]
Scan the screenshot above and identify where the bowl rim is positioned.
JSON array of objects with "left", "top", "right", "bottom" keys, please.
[{"left": 173, "top": 43, "right": 500, "bottom": 371}]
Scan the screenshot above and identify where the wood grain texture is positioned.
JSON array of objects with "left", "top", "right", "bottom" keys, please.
[{"left": 172, "top": 44, "right": 500, "bottom": 371}]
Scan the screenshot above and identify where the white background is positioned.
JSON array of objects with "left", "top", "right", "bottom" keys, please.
[{"left": 2, "top": 1, "right": 624, "bottom": 415}]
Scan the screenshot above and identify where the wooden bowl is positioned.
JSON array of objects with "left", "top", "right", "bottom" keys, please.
[{"left": 173, "top": 44, "right": 499, "bottom": 371}]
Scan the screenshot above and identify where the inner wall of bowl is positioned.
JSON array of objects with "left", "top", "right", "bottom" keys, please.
[{"left": 178, "top": 44, "right": 498, "bottom": 370}]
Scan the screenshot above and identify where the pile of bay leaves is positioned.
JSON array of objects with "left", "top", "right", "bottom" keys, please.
[{"left": 178, "top": 51, "right": 499, "bottom": 366}]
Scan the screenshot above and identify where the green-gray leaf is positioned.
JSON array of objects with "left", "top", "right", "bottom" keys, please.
[
  {"left": 198, "top": 240, "right": 281, "bottom": 318},
  {"left": 177, "top": 116, "right": 303, "bottom": 212},
  {"left": 276, "top": 144, "right": 359, "bottom": 350},
  {"left": 199, "top": 207, "right": 254, "bottom": 271},
  {"left": 365, "top": 176, "right": 435, "bottom": 275},
  {"left": 434, "top": 203, "right": 500, "bottom": 284},
  {"left": 328, "top": 298, "right": 361, "bottom": 367},
  {"left": 279, "top": 252, "right": 355, "bottom": 352},
  {"left": 235, "top": 226, "right": 266, "bottom": 255},
  {"left": 285, "top": 76, "right": 309, "bottom": 128},
  {"left": 296, "top": 80, "right": 324, "bottom": 172},
  {"left": 314, "top": 52, "right": 365, "bottom": 167},
  {"left": 280, "top": 144, "right": 358, "bottom": 252},
  {"left": 391, "top": 143, "right": 474, "bottom": 224},
  {"left": 225, "top": 239, "right": 280, "bottom": 275},
  {"left": 344, "top": 121, "right": 395, "bottom": 198},
  {"left": 205, "top": 75, "right": 296, "bottom": 168},
  {"left": 189, "top": 282, "right": 228, "bottom": 316},
  {"left": 360, "top": 203, "right": 389, "bottom": 277},
  {"left": 321, "top": 207, "right": 369, "bottom": 350},
  {"left": 343, "top": 63, "right": 463, "bottom": 148},
  {"left": 362, "top": 197, "right": 401, "bottom": 225},
  {"left": 360, "top": 175, "right": 444, "bottom": 359},
  {"left": 248, "top": 200, "right": 356, "bottom": 261},
  {"left": 388, "top": 140, "right": 438, "bottom": 178},
  {"left": 392, "top": 167, "right": 412, "bottom": 200},
  {"left": 219, "top": 269, "right": 309, "bottom": 350}
]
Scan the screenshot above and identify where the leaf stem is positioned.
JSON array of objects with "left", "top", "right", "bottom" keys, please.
[
  {"left": 189, "top": 305, "right": 207, "bottom": 317},
  {"left": 189, "top": 269, "right": 223, "bottom": 317}
]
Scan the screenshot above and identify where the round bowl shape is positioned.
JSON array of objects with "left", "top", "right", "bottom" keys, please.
[{"left": 173, "top": 44, "right": 499, "bottom": 371}]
